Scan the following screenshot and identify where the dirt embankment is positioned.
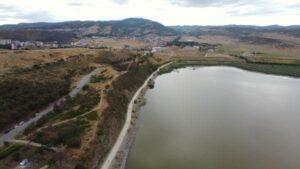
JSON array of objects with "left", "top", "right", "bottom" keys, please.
[
  {"left": 77, "top": 61, "right": 162, "bottom": 169},
  {"left": 104, "top": 63, "right": 171, "bottom": 169}
]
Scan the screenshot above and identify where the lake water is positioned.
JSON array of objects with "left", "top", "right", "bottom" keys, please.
[{"left": 127, "top": 66, "right": 300, "bottom": 169}]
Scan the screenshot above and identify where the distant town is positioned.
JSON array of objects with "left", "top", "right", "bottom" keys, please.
[
  {"left": 0, "top": 36, "right": 171, "bottom": 50},
  {"left": 0, "top": 39, "right": 60, "bottom": 50}
]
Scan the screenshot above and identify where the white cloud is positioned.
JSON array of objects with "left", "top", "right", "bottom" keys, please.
[{"left": 0, "top": 0, "right": 299, "bottom": 25}]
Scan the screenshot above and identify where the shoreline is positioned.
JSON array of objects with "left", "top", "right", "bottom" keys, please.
[
  {"left": 166, "top": 60, "right": 300, "bottom": 78},
  {"left": 101, "top": 60, "right": 300, "bottom": 169},
  {"left": 100, "top": 62, "right": 171, "bottom": 169}
]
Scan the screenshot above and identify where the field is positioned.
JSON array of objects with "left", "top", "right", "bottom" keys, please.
[
  {"left": 0, "top": 48, "right": 101, "bottom": 74},
  {"left": 155, "top": 34, "right": 300, "bottom": 77},
  {"left": 74, "top": 38, "right": 151, "bottom": 49}
]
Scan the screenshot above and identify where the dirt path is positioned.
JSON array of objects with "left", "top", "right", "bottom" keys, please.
[
  {"left": 100, "top": 62, "right": 171, "bottom": 169},
  {"left": 7, "top": 139, "right": 58, "bottom": 151}
]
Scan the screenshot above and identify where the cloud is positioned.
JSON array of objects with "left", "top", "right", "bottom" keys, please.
[
  {"left": 112, "top": 0, "right": 129, "bottom": 4},
  {"left": 291, "top": 2, "right": 300, "bottom": 8},
  {"left": 228, "top": 6, "right": 283, "bottom": 16},
  {"left": 67, "top": 2, "right": 85, "bottom": 6},
  {"left": 0, "top": 4, "right": 17, "bottom": 12},
  {"left": 168, "top": 0, "right": 258, "bottom": 7},
  {"left": 66, "top": 0, "right": 94, "bottom": 6},
  {"left": 0, "top": 0, "right": 299, "bottom": 26},
  {"left": 0, "top": 4, "right": 54, "bottom": 22}
]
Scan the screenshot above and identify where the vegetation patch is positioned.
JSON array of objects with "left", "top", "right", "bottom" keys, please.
[
  {"left": 162, "top": 60, "right": 300, "bottom": 78},
  {"left": 0, "top": 78, "right": 70, "bottom": 132},
  {"left": 33, "top": 91, "right": 99, "bottom": 126},
  {"left": 85, "top": 111, "right": 99, "bottom": 121},
  {"left": 32, "top": 119, "right": 90, "bottom": 148},
  {"left": 0, "top": 53, "right": 99, "bottom": 132},
  {"left": 91, "top": 75, "right": 111, "bottom": 83},
  {"left": 0, "top": 144, "right": 23, "bottom": 159},
  {"left": 80, "top": 60, "right": 159, "bottom": 168}
]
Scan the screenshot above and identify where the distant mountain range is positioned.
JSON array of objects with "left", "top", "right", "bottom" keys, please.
[
  {"left": 0, "top": 18, "right": 299, "bottom": 43},
  {"left": 171, "top": 25, "right": 300, "bottom": 38},
  {"left": 0, "top": 18, "right": 176, "bottom": 43}
]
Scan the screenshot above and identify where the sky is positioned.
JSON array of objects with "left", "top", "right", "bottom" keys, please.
[{"left": 0, "top": 0, "right": 299, "bottom": 26}]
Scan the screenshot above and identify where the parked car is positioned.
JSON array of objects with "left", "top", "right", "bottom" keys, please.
[{"left": 20, "top": 159, "right": 29, "bottom": 168}]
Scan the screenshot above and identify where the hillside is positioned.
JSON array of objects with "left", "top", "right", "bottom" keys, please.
[
  {"left": 0, "top": 18, "right": 177, "bottom": 43},
  {"left": 0, "top": 18, "right": 299, "bottom": 46},
  {"left": 171, "top": 25, "right": 300, "bottom": 38},
  {"left": 171, "top": 25, "right": 300, "bottom": 47}
]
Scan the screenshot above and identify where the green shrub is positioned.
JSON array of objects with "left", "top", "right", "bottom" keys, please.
[
  {"left": 33, "top": 119, "right": 90, "bottom": 147},
  {"left": 74, "top": 164, "right": 86, "bottom": 169},
  {"left": 91, "top": 61, "right": 159, "bottom": 163},
  {"left": 0, "top": 144, "right": 22, "bottom": 159},
  {"left": 91, "top": 75, "right": 108, "bottom": 83},
  {"left": 12, "top": 152, "right": 21, "bottom": 161},
  {"left": 66, "top": 137, "right": 81, "bottom": 148},
  {"left": 85, "top": 111, "right": 98, "bottom": 121}
]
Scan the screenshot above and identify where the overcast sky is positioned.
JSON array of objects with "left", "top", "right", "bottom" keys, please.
[{"left": 0, "top": 0, "right": 299, "bottom": 26}]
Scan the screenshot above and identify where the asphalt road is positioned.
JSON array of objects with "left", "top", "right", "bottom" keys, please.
[{"left": 0, "top": 67, "right": 104, "bottom": 144}]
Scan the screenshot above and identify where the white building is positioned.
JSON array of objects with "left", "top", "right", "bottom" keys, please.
[
  {"left": 0, "top": 39, "right": 12, "bottom": 45},
  {"left": 151, "top": 47, "right": 165, "bottom": 53}
]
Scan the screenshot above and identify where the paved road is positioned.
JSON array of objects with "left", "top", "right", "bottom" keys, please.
[
  {"left": 100, "top": 62, "right": 171, "bottom": 169},
  {"left": 0, "top": 67, "right": 104, "bottom": 144}
]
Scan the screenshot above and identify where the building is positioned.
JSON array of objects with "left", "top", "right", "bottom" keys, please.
[
  {"left": 151, "top": 47, "right": 165, "bottom": 53},
  {"left": 0, "top": 39, "right": 12, "bottom": 45}
]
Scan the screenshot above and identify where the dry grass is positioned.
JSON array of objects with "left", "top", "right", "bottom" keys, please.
[
  {"left": 181, "top": 35, "right": 300, "bottom": 59},
  {"left": 0, "top": 48, "right": 105, "bottom": 72},
  {"left": 195, "top": 35, "right": 239, "bottom": 44},
  {"left": 153, "top": 46, "right": 202, "bottom": 59},
  {"left": 262, "top": 33, "right": 300, "bottom": 44},
  {"left": 79, "top": 38, "right": 151, "bottom": 49}
]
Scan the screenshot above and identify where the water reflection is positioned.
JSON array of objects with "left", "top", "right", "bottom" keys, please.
[{"left": 127, "top": 66, "right": 300, "bottom": 169}]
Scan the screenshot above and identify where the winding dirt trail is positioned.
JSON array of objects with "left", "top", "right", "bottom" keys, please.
[{"left": 100, "top": 62, "right": 171, "bottom": 169}]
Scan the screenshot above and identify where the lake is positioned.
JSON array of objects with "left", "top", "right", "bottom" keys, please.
[{"left": 127, "top": 66, "right": 300, "bottom": 169}]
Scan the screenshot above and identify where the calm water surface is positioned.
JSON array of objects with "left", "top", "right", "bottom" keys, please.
[{"left": 127, "top": 66, "right": 300, "bottom": 169}]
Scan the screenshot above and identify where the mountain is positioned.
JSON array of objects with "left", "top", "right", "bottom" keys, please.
[
  {"left": 0, "top": 18, "right": 177, "bottom": 43},
  {"left": 0, "top": 18, "right": 299, "bottom": 44},
  {"left": 171, "top": 25, "right": 300, "bottom": 38}
]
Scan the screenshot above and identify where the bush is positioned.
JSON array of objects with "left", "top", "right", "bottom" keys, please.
[
  {"left": 0, "top": 144, "right": 22, "bottom": 159},
  {"left": 12, "top": 152, "right": 20, "bottom": 161},
  {"left": 33, "top": 120, "right": 90, "bottom": 147},
  {"left": 0, "top": 78, "right": 70, "bottom": 132},
  {"left": 91, "top": 75, "right": 107, "bottom": 83},
  {"left": 85, "top": 111, "right": 98, "bottom": 121},
  {"left": 4, "top": 142, "right": 9, "bottom": 147},
  {"left": 66, "top": 137, "right": 81, "bottom": 148},
  {"left": 74, "top": 164, "right": 86, "bottom": 169},
  {"left": 90, "top": 61, "right": 159, "bottom": 163},
  {"left": 82, "top": 85, "right": 89, "bottom": 91},
  {"left": 48, "top": 158, "right": 57, "bottom": 166}
]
